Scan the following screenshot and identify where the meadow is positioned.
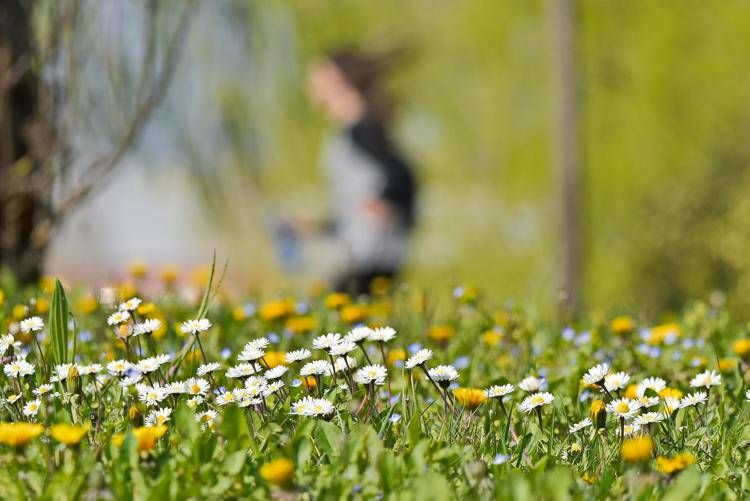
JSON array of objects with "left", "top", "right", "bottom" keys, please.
[{"left": 0, "top": 262, "right": 749, "bottom": 500}]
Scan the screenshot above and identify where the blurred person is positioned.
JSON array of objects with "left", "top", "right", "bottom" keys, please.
[{"left": 305, "top": 48, "right": 417, "bottom": 295}]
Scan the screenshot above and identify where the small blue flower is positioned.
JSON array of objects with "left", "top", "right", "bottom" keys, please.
[
  {"left": 562, "top": 327, "right": 575, "bottom": 341},
  {"left": 267, "top": 332, "right": 280, "bottom": 344},
  {"left": 389, "top": 413, "right": 402, "bottom": 424},
  {"left": 453, "top": 356, "right": 470, "bottom": 369},
  {"left": 291, "top": 378, "right": 302, "bottom": 388},
  {"left": 493, "top": 453, "right": 510, "bottom": 465},
  {"left": 295, "top": 301, "right": 309, "bottom": 314},
  {"left": 408, "top": 343, "right": 422, "bottom": 354},
  {"left": 389, "top": 394, "right": 401, "bottom": 405},
  {"left": 220, "top": 348, "right": 232, "bottom": 360},
  {"left": 78, "top": 330, "right": 93, "bottom": 342},
  {"left": 243, "top": 303, "right": 256, "bottom": 316}
]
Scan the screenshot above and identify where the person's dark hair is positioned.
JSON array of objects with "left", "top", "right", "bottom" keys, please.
[{"left": 326, "top": 48, "right": 408, "bottom": 126}]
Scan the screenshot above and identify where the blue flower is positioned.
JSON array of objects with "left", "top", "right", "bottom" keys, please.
[{"left": 389, "top": 413, "right": 402, "bottom": 424}]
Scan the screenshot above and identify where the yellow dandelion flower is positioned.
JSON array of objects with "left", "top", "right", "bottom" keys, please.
[
  {"left": 132, "top": 425, "right": 167, "bottom": 452},
  {"left": 50, "top": 424, "right": 89, "bottom": 446},
  {"left": 428, "top": 325, "right": 455, "bottom": 342},
  {"left": 39, "top": 276, "right": 56, "bottom": 294},
  {"left": 659, "top": 388, "right": 683, "bottom": 399},
  {"left": 482, "top": 329, "right": 503, "bottom": 347},
  {"left": 12, "top": 304, "right": 29, "bottom": 321},
  {"left": 259, "top": 458, "right": 294, "bottom": 487},
  {"left": 621, "top": 436, "right": 653, "bottom": 463},
  {"left": 370, "top": 276, "right": 392, "bottom": 296},
  {"left": 624, "top": 384, "right": 639, "bottom": 399},
  {"left": 118, "top": 282, "right": 137, "bottom": 301},
  {"left": 111, "top": 433, "right": 125, "bottom": 447},
  {"left": 264, "top": 351, "right": 286, "bottom": 368},
  {"left": 340, "top": 305, "right": 369, "bottom": 324},
  {"left": 128, "top": 261, "right": 148, "bottom": 280},
  {"left": 0, "top": 289, "right": 5, "bottom": 305},
  {"left": 232, "top": 305, "right": 247, "bottom": 322},
  {"left": 581, "top": 472, "right": 597, "bottom": 484},
  {"left": 611, "top": 315, "right": 635, "bottom": 335},
  {"left": 77, "top": 294, "right": 98, "bottom": 315},
  {"left": 732, "top": 339, "right": 750, "bottom": 358},
  {"left": 656, "top": 452, "right": 696, "bottom": 474},
  {"left": 387, "top": 348, "right": 407, "bottom": 367},
  {"left": 590, "top": 399, "right": 607, "bottom": 428},
  {"left": 0, "top": 422, "right": 44, "bottom": 447},
  {"left": 285, "top": 316, "right": 316, "bottom": 335},
  {"left": 35, "top": 297, "right": 50, "bottom": 315},
  {"left": 719, "top": 357, "right": 738, "bottom": 372},
  {"left": 260, "top": 299, "right": 295, "bottom": 322},
  {"left": 647, "top": 323, "right": 681, "bottom": 345},
  {"left": 453, "top": 388, "right": 487, "bottom": 409},
  {"left": 160, "top": 265, "right": 179, "bottom": 286},
  {"left": 324, "top": 292, "right": 350, "bottom": 309}
]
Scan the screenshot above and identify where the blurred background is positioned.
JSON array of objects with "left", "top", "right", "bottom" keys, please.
[{"left": 3, "top": 0, "right": 750, "bottom": 317}]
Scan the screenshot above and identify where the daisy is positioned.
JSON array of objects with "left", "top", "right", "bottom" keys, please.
[
  {"left": 0, "top": 333, "right": 19, "bottom": 354},
  {"left": 51, "top": 363, "right": 78, "bottom": 382},
  {"left": 107, "top": 359, "right": 133, "bottom": 376},
  {"left": 243, "top": 338, "right": 270, "bottom": 351},
  {"left": 165, "top": 381, "right": 187, "bottom": 394},
  {"left": 119, "top": 297, "right": 142, "bottom": 311},
  {"left": 197, "top": 362, "right": 221, "bottom": 376},
  {"left": 518, "top": 392, "right": 555, "bottom": 413},
  {"left": 607, "top": 398, "right": 641, "bottom": 419},
  {"left": 20, "top": 316, "right": 44, "bottom": 333},
  {"left": 120, "top": 375, "right": 143, "bottom": 387},
  {"left": 300, "top": 360, "right": 333, "bottom": 377},
  {"left": 353, "top": 364, "right": 388, "bottom": 385},
  {"left": 107, "top": 310, "right": 130, "bottom": 326},
  {"left": 290, "top": 396, "right": 335, "bottom": 417},
  {"left": 582, "top": 363, "right": 610, "bottom": 386},
  {"left": 569, "top": 417, "right": 593, "bottom": 433},
  {"left": 623, "top": 423, "right": 641, "bottom": 436},
  {"left": 636, "top": 396, "right": 661, "bottom": 408},
  {"left": 344, "top": 327, "right": 373, "bottom": 343},
  {"left": 285, "top": 349, "right": 311, "bottom": 364},
  {"left": 368, "top": 326, "right": 397, "bottom": 343},
  {"left": 486, "top": 384, "right": 514, "bottom": 399},
  {"left": 690, "top": 370, "right": 721, "bottom": 389},
  {"left": 633, "top": 412, "right": 665, "bottom": 426},
  {"left": 604, "top": 372, "right": 630, "bottom": 392},
  {"left": 664, "top": 397, "right": 681, "bottom": 415},
  {"left": 216, "top": 391, "right": 236, "bottom": 406},
  {"left": 312, "top": 333, "right": 342, "bottom": 350},
  {"left": 23, "top": 399, "right": 42, "bottom": 417},
  {"left": 78, "top": 364, "right": 103, "bottom": 376},
  {"left": 226, "top": 363, "right": 262, "bottom": 378},
  {"left": 428, "top": 365, "right": 459, "bottom": 384},
  {"left": 518, "top": 376, "right": 544, "bottom": 392},
  {"left": 196, "top": 410, "right": 218, "bottom": 428},
  {"left": 244, "top": 376, "right": 268, "bottom": 397},
  {"left": 138, "top": 385, "right": 168, "bottom": 407},
  {"left": 746, "top": 389, "right": 750, "bottom": 401},
  {"left": 33, "top": 384, "right": 54, "bottom": 396},
  {"left": 133, "top": 319, "right": 162, "bottom": 336},
  {"left": 136, "top": 357, "right": 161, "bottom": 374},
  {"left": 680, "top": 391, "right": 708, "bottom": 408},
  {"left": 6, "top": 394, "right": 22, "bottom": 404},
  {"left": 329, "top": 341, "right": 357, "bottom": 357},
  {"left": 238, "top": 347, "right": 265, "bottom": 362},
  {"left": 333, "top": 356, "right": 358, "bottom": 373},
  {"left": 404, "top": 349, "right": 433, "bottom": 369},
  {"left": 180, "top": 318, "right": 212, "bottom": 335},
  {"left": 263, "top": 380, "right": 285, "bottom": 396},
  {"left": 4, "top": 359, "right": 35, "bottom": 378},
  {"left": 145, "top": 407, "right": 173, "bottom": 426},
  {"left": 264, "top": 365, "right": 288, "bottom": 380},
  {"left": 636, "top": 377, "right": 666, "bottom": 397},
  {"left": 185, "top": 378, "right": 210, "bottom": 396}
]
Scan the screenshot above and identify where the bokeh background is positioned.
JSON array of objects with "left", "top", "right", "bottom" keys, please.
[{"left": 4, "top": 0, "right": 750, "bottom": 316}]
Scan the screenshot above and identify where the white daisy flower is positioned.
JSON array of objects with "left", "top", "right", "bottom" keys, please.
[
  {"left": 136, "top": 357, "right": 161, "bottom": 374},
  {"left": 486, "top": 384, "right": 514, "bottom": 399},
  {"left": 636, "top": 396, "right": 661, "bottom": 408},
  {"left": 138, "top": 385, "right": 168, "bottom": 407},
  {"left": 33, "top": 384, "right": 54, "bottom": 396},
  {"left": 144, "top": 407, "right": 173, "bottom": 426},
  {"left": 623, "top": 423, "right": 641, "bottom": 436},
  {"left": 344, "top": 326, "right": 373, "bottom": 343},
  {"left": 237, "top": 347, "right": 265, "bottom": 362},
  {"left": 690, "top": 370, "right": 721, "bottom": 389},
  {"left": 353, "top": 364, "right": 388, "bottom": 385},
  {"left": 664, "top": 397, "right": 681, "bottom": 415},
  {"left": 78, "top": 364, "right": 103, "bottom": 376},
  {"left": 197, "top": 362, "right": 221, "bottom": 376},
  {"left": 604, "top": 372, "right": 630, "bottom": 392},
  {"left": 6, "top": 393, "right": 22, "bottom": 404},
  {"left": 633, "top": 412, "right": 665, "bottom": 426},
  {"left": 106, "top": 359, "right": 133, "bottom": 376},
  {"left": 333, "top": 356, "right": 358, "bottom": 373},
  {"left": 569, "top": 417, "right": 593, "bottom": 433},
  {"left": 226, "top": 363, "right": 262, "bottom": 378},
  {"left": 680, "top": 391, "right": 708, "bottom": 408},
  {"left": 120, "top": 375, "right": 143, "bottom": 387},
  {"left": 165, "top": 381, "right": 187, "bottom": 394},
  {"left": 20, "top": 316, "right": 44, "bottom": 333},
  {"left": 368, "top": 326, "right": 397, "bottom": 343},
  {"left": 607, "top": 398, "right": 641, "bottom": 419},
  {"left": 290, "top": 396, "right": 335, "bottom": 417},
  {"left": 300, "top": 360, "right": 333, "bottom": 377},
  {"left": 3, "top": 359, "right": 35, "bottom": 378},
  {"left": 582, "top": 363, "right": 610, "bottom": 385},
  {"left": 636, "top": 377, "right": 666, "bottom": 397},
  {"left": 264, "top": 365, "right": 288, "bottom": 380},
  {"left": 22, "top": 399, "right": 42, "bottom": 417},
  {"left": 107, "top": 310, "right": 130, "bottom": 326},
  {"left": 180, "top": 318, "right": 212, "bottom": 335},
  {"left": 216, "top": 391, "right": 236, "bottom": 406},
  {"left": 285, "top": 349, "right": 312, "bottom": 363},
  {"left": 329, "top": 341, "right": 357, "bottom": 357},
  {"left": 518, "top": 376, "right": 544, "bottom": 392},
  {"left": 196, "top": 410, "right": 218, "bottom": 427},
  {"left": 404, "top": 349, "right": 433, "bottom": 369},
  {"left": 312, "top": 333, "right": 342, "bottom": 350},
  {"left": 119, "top": 297, "right": 142, "bottom": 311},
  {"left": 518, "top": 392, "right": 555, "bottom": 413},
  {"left": 133, "top": 319, "right": 162, "bottom": 336},
  {"left": 428, "top": 365, "right": 459, "bottom": 383},
  {"left": 263, "top": 380, "right": 285, "bottom": 396},
  {"left": 243, "top": 338, "right": 270, "bottom": 351},
  {"left": 185, "top": 377, "right": 210, "bottom": 396}
]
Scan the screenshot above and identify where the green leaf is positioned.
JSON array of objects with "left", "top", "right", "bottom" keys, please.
[
  {"left": 47, "top": 279, "right": 69, "bottom": 367},
  {"left": 314, "top": 421, "right": 343, "bottom": 457},
  {"left": 662, "top": 467, "right": 703, "bottom": 501}
]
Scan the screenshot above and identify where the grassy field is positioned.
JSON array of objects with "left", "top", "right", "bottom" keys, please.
[{"left": 0, "top": 264, "right": 749, "bottom": 499}]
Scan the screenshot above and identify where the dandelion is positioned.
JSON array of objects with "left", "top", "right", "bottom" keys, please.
[
  {"left": 132, "top": 425, "right": 167, "bottom": 452},
  {"left": 50, "top": 424, "right": 89, "bottom": 446},
  {"left": 569, "top": 417, "right": 593, "bottom": 434},
  {"left": 260, "top": 458, "right": 295, "bottom": 487},
  {"left": 656, "top": 452, "right": 696, "bottom": 475},
  {"left": 0, "top": 422, "right": 44, "bottom": 447},
  {"left": 180, "top": 318, "right": 212, "bottom": 335},
  {"left": 690, "top": 370, "right": 721, "bottom": 389},
  {"left": 621, "top": 435, "right": 653, "bottom": 462},
  {"left": 107, "top": 310, "right": 130, "bottom": 326},
  {"left": 404, "top": 349, "right": 433, "bottom": 369},
  {"left": 20, "top": 316, "right": 44, "bottom": 333},
  {"left": 453, "top": 388, "right": 487, "bottom": 409}
]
